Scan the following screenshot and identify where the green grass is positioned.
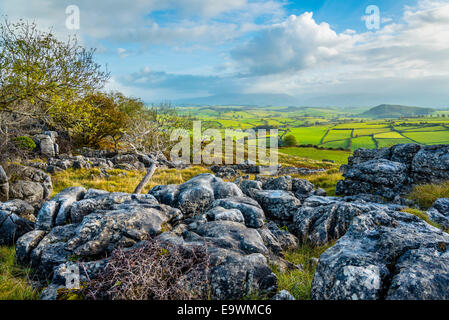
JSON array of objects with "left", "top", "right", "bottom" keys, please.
[
  {"left": 374, "top": 131, "right": 404, "bottom": 139},
  {"left": 351, "top": 136, "right": 377, "bottom": 150},
  {"left": 376, "top": 138, "right": 414, "bottom": 148},
  {"left": 0, "top": 246, "right": 40, "bottom": 300},
  {"left": 288, "top": 127, "right": 329, "bottom": 145},
  {"left": 408, "top": 181, "right": 449, "bottom": 209},
  {"left": 321, "top": 139, "right": 350, "bottom": 149},
  {"left": 324, "top": 129, "right": 352, "bottom": 142},
  {"left": 353, "top": 128, "right": 390, "bottom": 136},
  {"left": 402, "top": 130, "right": 449, "bottom": 144},
  {"left": 273, "top": 242, "right": 335, "bottom": 300},
  {"left": 279, "top": 147, "right": 352, "bottom": 165}
]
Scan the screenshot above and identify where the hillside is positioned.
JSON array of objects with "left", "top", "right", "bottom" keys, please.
[
  {"left": 174, "top": 93, "right": 300, "bottom": 106},
  {"left": 362, "top": 104, "right": 435, "bottom": 118}
]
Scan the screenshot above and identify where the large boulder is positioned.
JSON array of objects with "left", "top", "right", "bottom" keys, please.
[
  {"left": 66, "top": 197, "right": 182, "bottom": 258},
  {"left": 411, "top": 145, "right": 449, "bottom": 182},
  {"left": 292, "top": 201, "right": 396, "bottom": 246},
  {"left": 34, "top": 131, "right": 59, "bottom": 158},
  {"left": 0, "top": 200, "right": 35, "bottom": 245},
  {"left": 158, "top": 222, "right": 277, "bottom": 300},
  {"left": 257, "top": 221, "right": 299, "bottom": 254},
  {"left": 35, "top": 187, "right": 87, "bottom": 230},
  {"left": 149, "top": 173, "right": 243, "bottom": 215},
  {"left": 337, "top": 144, "right": 449, "bottom": 201},
  {"left": 4, "top": 164, "right": 52, "bottom": 208},
  {"left": 208, "top": 196, "right": 265, "bottom": 228},
  {"left": 426, "top": 198, "right": 449, "bottom": 229},
  {"left": 252, "top": 190, "right": 301, "bottom": 222},
  {"left": 16, "top": 189, "right": 182, "bottom": 279},
  {"left": 310, "top": 206, "right": 449, "bottom": 300},
  {"left": 337, "top": 159, "right": 409, "bottom": 200}
]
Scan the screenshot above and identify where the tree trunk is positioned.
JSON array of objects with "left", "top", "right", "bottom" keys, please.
[{"left": 133, "top": 162, "right": 157, "bottom": 194}]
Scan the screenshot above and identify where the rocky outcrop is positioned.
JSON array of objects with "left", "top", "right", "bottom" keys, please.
[
  {"left": 16, "top": 189, "right": 182, "bottom": 279},
  {"left": 35, "top": 187, "right": 86, "bottom": 230},
  {"left": 149, "top": 173, "right": 243, "bottom": 215},
  {"left": 292, "top": 198, "right": 403, "bottom": 246},
  {"left": 3, "top": 164, "right": 52, "bottom": 209},
  {"left": 15, "top": 173, "right": 311, "bottom": 300},
  {"left": 310, "top": 202, "right": 449, "bottom": 300},
  {"left": 252, "top": 190, "right": 301, "bottom": 223},
  {"left": 426, "top": 198, "right": 449, "bottom": 229},
  {"left": 34, "top": 131, "right": 59, "bottom": 158},
  {"left": 210, "top": 160, "right": 325, "bottom": 179},
  {"left": 40, "top": 150, "right": 186, "bottom": 174},
  {"left": 337, "top": 144, "right": 449, "bottom": 200},
  {"left": 208, "top": 197, "right": 265, "bottom": 228},
  {"left": 0, "top": 199, "right": 35, "bottom": 245},
  {"left": 158, "top": 222, "right": 277, "bottom": 300}
]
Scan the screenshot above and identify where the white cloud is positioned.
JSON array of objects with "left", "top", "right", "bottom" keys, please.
[
  {"left": 231, "top": 12, "right": 354, "bottom": 75},
  {"left": 228, "top": 0, "right": 449, "bottom": 107}
]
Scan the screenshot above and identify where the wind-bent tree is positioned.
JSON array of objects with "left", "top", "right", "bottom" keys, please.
[{"left": 0, "top": 19, "right": 109, "bottom": 118}]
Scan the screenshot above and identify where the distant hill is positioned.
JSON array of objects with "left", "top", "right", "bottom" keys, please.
[
  {"left": 362, "top": 104, "right": 435, "bottom": 118},
  {"left": 174, "top": 93, "right": 300, "bottom": 106}
]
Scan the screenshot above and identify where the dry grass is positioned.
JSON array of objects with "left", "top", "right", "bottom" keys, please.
[
  {"left": 292, "top": 169, "right": 343, "bottom": 196},
  {"left": 51, "top": 166, "right": 211, "bottom": 195},
  {"left": 0, "top": 246, "right": 40, "bottom": 300},
  {"left": 408, "top": 181, "right": 449, "bottom": 209}
]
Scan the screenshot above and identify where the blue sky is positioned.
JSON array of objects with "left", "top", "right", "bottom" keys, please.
[{"left": 2, "top": 0, "right": 449, "bottom": 107}]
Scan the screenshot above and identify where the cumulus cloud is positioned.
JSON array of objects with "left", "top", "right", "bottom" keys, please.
[
  {"left": 227, "top": 0, "right": 449, "bottom": 106},
  {"left": 231, "top": 12, "right": 354, "bottom": 75}
]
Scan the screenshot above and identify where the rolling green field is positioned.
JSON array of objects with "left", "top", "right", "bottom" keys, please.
[{"left": 176, "top": 105, "right": 449, "bottom": 154}]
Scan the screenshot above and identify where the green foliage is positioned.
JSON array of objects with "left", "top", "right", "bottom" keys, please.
[
  {"left": 0, "top": 246, "right": 39, "bottom": 300},
  {"left": 13, "top": 136, "right": 36, "bottom": 151},
  {"left": 283, "top": 134, "right": 297, "bottom": 147},
  {"left": 0, "top": 18, "right": 109, "bottom": 116},
  {"left": 50, "top": 92, "right": 131, "bottom": 149}
]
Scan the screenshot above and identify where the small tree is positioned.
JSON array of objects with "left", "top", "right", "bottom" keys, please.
[
  {"left": 283, "top": 134, "right": 297, "bottom": 147},
  {"left": 0, "top": 19, "right": 109, "bottom": 158},
  {"left": 0, "top": 19, "right": 109, "bottom": 115}
]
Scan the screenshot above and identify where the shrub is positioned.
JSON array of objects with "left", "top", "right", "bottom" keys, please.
[
  {"left": 408, "top": 181, "right": 449, "bottom": 209},
  {"left": 80, "top": 240, "right": 210, "bottom": 300},
  {"left": 13, "top": 136, "right": 36, "bottom": 151},
  {"left": 283, "top": 134, "right": 297, "bottom": 147}
]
